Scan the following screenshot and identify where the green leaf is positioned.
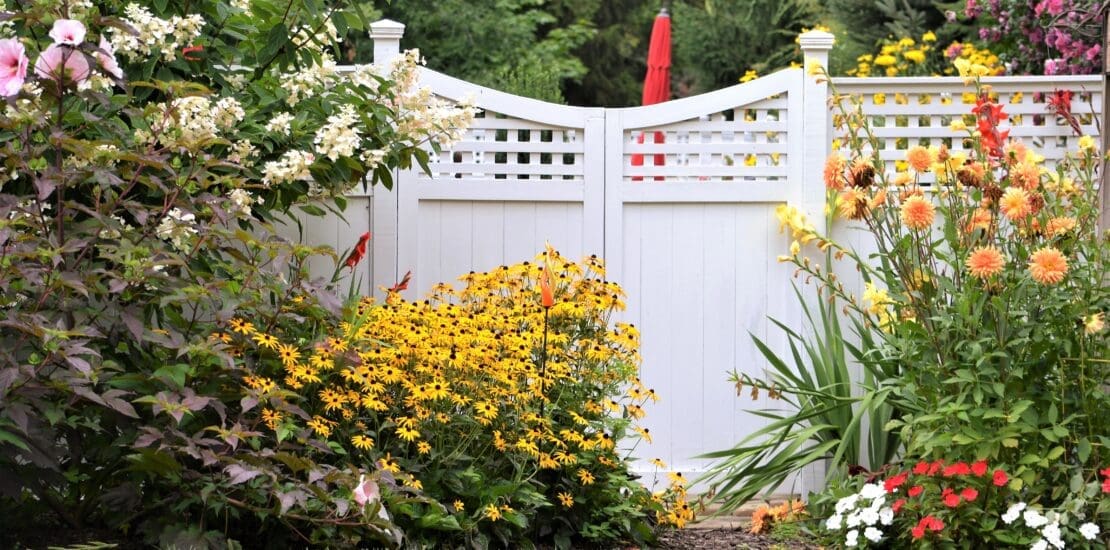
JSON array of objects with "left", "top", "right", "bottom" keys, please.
[{"left": 1077, "top": 438, "right": 1091, "bottom": 463}]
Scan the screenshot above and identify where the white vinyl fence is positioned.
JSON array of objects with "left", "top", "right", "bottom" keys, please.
[{"left": 287, "top": 19, "right": 1103, "bottom": 495}]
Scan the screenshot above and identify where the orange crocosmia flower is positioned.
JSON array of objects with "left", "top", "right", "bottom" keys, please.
[
  {"left": 900, "top": 195, "right": 935, "bottom": 230},
  {"left": 967, "top": 246, "right": 1005, "bottom": 278},
  {"left": 539, "top": 269, "right": 554, "bottom": 308},
  {"left": 823, "top": 153, "right": 846, "bottom": 191},
  {"left": 1045, "top": 216, "right": 1076, "bottom": 236},
  {"left": 1028, "top": 247, "right": 1068, "bottom": 285},
  {"left": 999, "top": 187, "right": 1032, "bottom": 221},
  {"left": 906, "top": 146, "right": 933, "bottom": 173}
]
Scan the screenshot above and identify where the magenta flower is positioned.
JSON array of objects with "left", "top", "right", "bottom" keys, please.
[
  {"left": 352, "top": 474, "right": 379, "bottom": 506},
  {"left": 0, "top": 38, "right": 29, "bottom": 97},
  {"left": 35, "top": 44, "right": 90, "bottom": 84},
  {"left": 97, "top": 36, "right": 122, "bottom": 79},
  {"left": 48, "top": 19, "right": 86, "bottom": 46}
]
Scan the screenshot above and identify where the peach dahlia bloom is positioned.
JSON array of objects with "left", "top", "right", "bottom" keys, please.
[
  {"left": 1028, "top": 247, "right": 1068, "bottom": 285},
  {"left": 999, "top": 187, "right": 1032, "bottom": 221},
  {"left": 906, "top": 146, "right": 933, "bottom": 173},
  {"left": 824, "top": 153, "right": 846, "bottom": 191},
  {"left": 900, "top": 195, "right": 935, "bottom": 230},
  {"left": 967, "top": 247, "right": 1005, "bottom": 278}
]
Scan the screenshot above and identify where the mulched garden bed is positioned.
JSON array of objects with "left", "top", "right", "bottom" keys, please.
[{"left": 653, "top": 528, "right": 820, "bottom": 549}]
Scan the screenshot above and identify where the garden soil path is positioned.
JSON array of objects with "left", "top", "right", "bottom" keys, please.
[{"left": 650, "top": 503, "right": 820, "bottom": 549}]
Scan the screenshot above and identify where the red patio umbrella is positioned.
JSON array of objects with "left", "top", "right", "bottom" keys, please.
[{"left": 632, "top": 7, "right": 671, "bottom": 181}]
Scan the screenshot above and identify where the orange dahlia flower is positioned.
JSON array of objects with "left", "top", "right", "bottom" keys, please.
[
  {"left": 967, "top": 247, "right": 1005, "bottom": 278},
  {"left": 824, "top": 154, "right": 846, "bottom": 191},
  {"left": 1028, "top": 247, "right": 1068, "bottom": 285},
  {"left": 900, "top": 195, "right": 935, "bottom": 230},
  {"left": 999, "top": 187, "right": 1032, "bottom": 221},
  {"left": 906, "top": 146, "right": 933, "bottom": 173}
]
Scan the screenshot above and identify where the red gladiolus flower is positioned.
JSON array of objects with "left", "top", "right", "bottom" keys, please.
[
  {"left": 388, "top": 270, "right": 412, "bottom": 292},
  {"left": 182, "top": 44, "right": 203, "bottom": 61},
  {"left": 908, "top": 485, "right": 924, "bottom": 497},
  {"left": 993, "top": 470, "right": 1008, "bottom": 487},
  {"left": 1048, "top": 89, "right": 1082, "bottom": 136},
  {"left": 943, "top": 493, "right": 961, "bottom": 507},
  {"left": 344, "top": 231, "right": 371, "bottom": 269},
  {"left": 884, "top": 472, "right": 908, "bottom": 493},
  {"left": 972, "top": 95, "right": 1010, "bottom": 159},
  {"left": 971, "top": 460, "right": 988, "bottom": 476},
  {"left": 961, "top": 488, "right": 979, "bottom": 502},
  {"left": 893, "top": 498, "right": 906, "bottom": 513}
]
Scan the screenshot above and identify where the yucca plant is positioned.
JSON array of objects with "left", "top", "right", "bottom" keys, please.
[{"left": 697, "top": 283, "right": 900, "bottom": 513}]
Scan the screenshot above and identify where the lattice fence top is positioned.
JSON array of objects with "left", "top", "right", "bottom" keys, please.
[
  {"left": 831, "top": 76, "right": 1102, "bottom": 183},
  {"left": 622, "top": 94, "right": 791, "bottom": 183},
  {"left": 420, "top": 108, "right": 587, "bottom": 182}
]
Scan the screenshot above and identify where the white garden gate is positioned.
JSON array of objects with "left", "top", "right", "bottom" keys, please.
[{"left": 288, "top": 19, "right": 1103, "bottom": 495}]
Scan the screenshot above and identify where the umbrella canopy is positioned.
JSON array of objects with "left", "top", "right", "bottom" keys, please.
[
  {"left": 641, "top": 8, "right": 671, "bottom": 106},
  {"left": 633, "top": 8, "right": 671, "bottom": 181}
]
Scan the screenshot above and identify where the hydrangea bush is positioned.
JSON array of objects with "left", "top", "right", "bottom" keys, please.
[{"left": 0, "top": 0, "right": 474, "bottom": 545}]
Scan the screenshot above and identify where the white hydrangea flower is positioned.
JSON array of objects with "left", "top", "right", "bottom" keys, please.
[
  {"left": 159, "top": 96, "right": 220, "bottom": 148},
  {"left": 1024, "top": 509, "right": 1049, "bottom": 529},
  {"left": 1002, "top": 502, "right": 1027, "bottom": 525},
  {"left": 156, "top": 208, "right": 197, "bottom": 250},
  {"left": 878, "top": 507, "right": 894, "bottom": 526},
  {"left": 314, "top": 104, "right": 362, "bottom": 161},
  {"left": 262, "top": 150, "right": 315, "bottom": 187},
  {"left": 227, "top": 189, "right": 258, "bottom": 217},
  {"left": 265, "top": 112, "right": 295, "bottom": 135},
  {"left": 228, "top": 140, "right": 255, "bottom": 164},
  {"left": 845, "top": 529, "right": 859, "bottom": 547},
  {"left": 213, "top": 97, "right": 245, "bottom": 129},
  {"left": 1079, "top": 522, "right": 1100, "bottom": 540},
  {"left": 230, "top": 0, "right": 251, "bottom": 14},
  {"left": 280, "top": 53, "right": 337, "bottom": 106},
  {"left": 110, "top": 4, "right": 204, "bottom": 62},
  {"left": 863, "top": 526, "right": 883, "bottom": 543},
  {"left": 825, "top": 513, "right": 843, "bottom": 530}
]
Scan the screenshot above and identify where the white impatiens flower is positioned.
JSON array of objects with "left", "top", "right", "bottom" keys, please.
[
  {"left": 313, "top": 104, "right": 362, "bottom": 161},
  {"left": 156, "top": 208, "right": 197, "bottom": 250},
  {"left": 1030, "top": 539, "right": 1048, "bottom": 550},
  {"left": 845, "top": 512, "right": 862, "bottom": 529},
  {"left": 878, "top": 507, "right": 894, "bottom": 526},
  {"left": 1002, "top": 502, "right": 1027, "bottom": 525},
  {"left": 1041, "top": 522, "right": 1064, "bottom": 549},
  {"left": 845, "top": 529, "right": 859, "bottom": 547},
  {"left": 825, "top": 513, "right": 843, "bottom": 530},
  {"left": 859, "top": 483, "right": 885, "bottom": 500},
  {"left": 859, "top": 507, "right": 880, "bottom": 526},
  {"left": 863, "top": 526, "right": 883, "bottom": 543},
  {"left": 1079, "top": 522, "right": 1100, "bottom": 540},
  {"left": 1024, "top": 509, "right": 1049, "bottom": 529},
  {"left": 835, "top": 494, "right": 860, "bottom": 514},
  {"left": 265, "top": 112, "right": 295, "bottom": 135}
]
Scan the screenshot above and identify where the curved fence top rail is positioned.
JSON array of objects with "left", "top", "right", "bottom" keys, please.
[
  {"left": 832, "top": 74, "right": 1102, "bottom": 89},
  {"left": 417, "top": 67, "right": 600, "bottom": 128},
  {"left": 616, "top": 68, "right": 801, "bottom": 129}
]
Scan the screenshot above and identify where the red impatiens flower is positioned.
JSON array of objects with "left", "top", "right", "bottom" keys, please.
[
  {"left": 912, "top": 515, "right": 945, "bottom": 539},
  {"left": 893, "top": 498, "right": 906, "bottom": 513},
  {"left": 884, "top": 472, "right": 909, "bottom": 493},
  {"left": 961, "top": 488, "right": 979, "bottom": 502},
  {"left": 971, "top": 460, "right": 988, "bottom": 477},
  {"left": 344, "top": 231, "right": 371, "bottom": 269},
  {"left": 993, "top": 469, "right": 1009, "bottom": 487},
  {"left": 942, "top": 487, "right": 961, "bottom": 507},
  {"left": 928, "top": 460, "right": 944, "bottom": 476},
  {"left": 913, "top": 461, "right": 930, "bottom": 475},
  {"left": 943, "top": 462, "right": 971, "bottom": 477},
  {"left": 908, "top": 485, "right": 924, "bottom": 497}
]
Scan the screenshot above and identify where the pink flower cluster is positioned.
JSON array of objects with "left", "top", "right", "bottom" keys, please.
[
  {"left": 0, "top": 18, "right": 122, "bottom": 97},
  {"left": 963, "top": 0, "right": 1103, "bottom": 75}
]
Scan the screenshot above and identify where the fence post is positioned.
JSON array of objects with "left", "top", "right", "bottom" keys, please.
[
  {"left": 796, "top": 28, "right": 835, "bottom": 500},
  {"left": 798, "top": 30, "right": 834, "bottom": 236},
  {"left": 370, "top": 19, "right": 405, "bottom": 65},
  {"left": 367, "top": 19, "right": 407, "bottom": 296},
  {"left": 1101, "top": 11, "right": 1109, "bottom": 233}
]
